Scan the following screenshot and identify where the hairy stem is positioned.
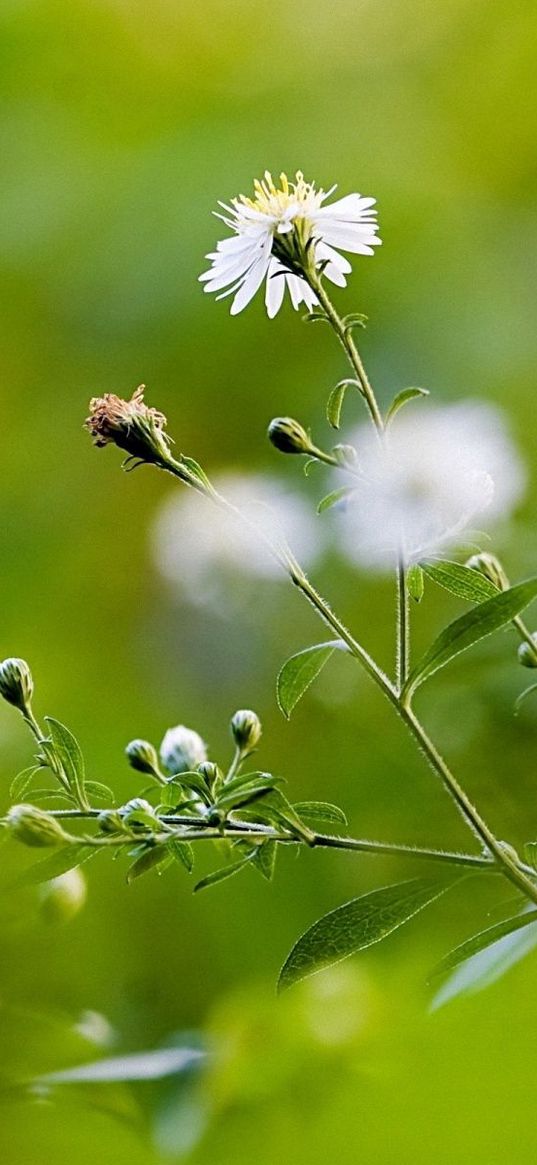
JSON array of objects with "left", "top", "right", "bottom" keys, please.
[{"left": 396, "top": 558, "right": 410, "bottom": 690}]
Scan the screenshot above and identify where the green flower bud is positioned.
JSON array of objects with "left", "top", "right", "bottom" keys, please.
[
  {"left": 197, "top": 761, "right": 221, "bottom": 793},
  {"left": 160, "top": 726, "right": 208, "bottom": 776},
  {"left": 38, "top": 868, "right": 87, "bottom": 924},
  {"left": 230, "top": 709, "right": 262, "bottom": 753},
  {"left": 0, "top": 658, "right": 34, "bottom": 713},
  {"left": 465, "top": 553, "right": 509, "bottom": 591},
  {"left": 268, "top": 417, "right": 312, "bottom": 455},
  {"left": 125, "top": 738, "right": 160, "bottom": 777},
  {"left": 6, "top": 804, "right": 70, "bottom": 848},
  {"left": 518, "top": 635, "right": 537, "bottom": 669},
  {"left": 97, "top": 809, "right": 126, "bottom": 834}
]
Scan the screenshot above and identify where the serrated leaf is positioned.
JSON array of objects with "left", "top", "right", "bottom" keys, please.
[
  {"left": 252, "top": 839, "right": 277, "bottom": 881},
  {"left": 168, "top": 838, "right": 194, "bottom": 873},
  {"left": 407, "top": 564, "right": 424, "bottom": 604},
  {"left": 193, "top": 851, "right": 256, "bottom": 893},
  {"left": 84, "top": 781, "right": 114, "bottom": 803},
  {"left": 9, "top": 765, "right": 42, "bottom": 801},
  {"left": 422, "top": 560, "right": 498, "bottom": 603},
  {"left": 317, "top": 486, "right": 357, "bottom": 515},
  {"left": 45, "top": 717, "right": 86, "bottom": 806},
  {"left": 18, "top": 843, "right": 97, "bottom": 886},
  {"left": 278, "top": 877, "right": 452, "bottom": 992},
  {"left": 277, "top": 640, "right": 348, "bottom": 719},
  {"left": 293, "top": 800, "right": 348, "bottom": 826},
  {"left": 326, "top": 380, "right": 360, "bottom": 430},
  {"left": 403, "top": 577, "right": 537, "bottom": 700},
  {"left": 127, "top": 845, "right": 171, "bottom": 883},
  {"left": 385, "top": 386, "right": 429, "bottom": 426}
]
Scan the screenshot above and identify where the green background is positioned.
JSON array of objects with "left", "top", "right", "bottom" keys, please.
[{"left": 1, "top": 1, "right": 537, "bottom": 1161}]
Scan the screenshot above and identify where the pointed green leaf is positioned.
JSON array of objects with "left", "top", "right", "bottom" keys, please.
[
  {"left": 168, "top": 838, "right": 194, "bottom": 873},
  {"left": 194, "top": 851, "right": 256, "bottom": 893},
  {"left": 422, "top": 560, "right": 498, "bottom": 604},
  {"left": 317, "top": 486, "right": 357, "bottom": 514},
  {"left": 84, "top": 781, "right": 115, "bottom": 803},
  {"left": 407, "top": 564, "right": 425, "bottom": 603},
  {"left": 277, "top": 640, "right": 348, "bottom": 719},
  {"left": 45, "top": 717, "right": 86, "bottom": 804},
  {"left": 430, "top": 909, "right": 537, "bottom": 981},
  {"left": 326, "top": 380, "right": 360, "bottom": 430},
  {"left": 18, "top": 843, "right": 97, "bottom": 886},
  {"left": 385, "top": 387, "right": 429, "bottom": 426},
  {"left": 403, "top": 577, "right": 537, "bottom": 699},
  {"left": 127, "top": 845, "right": 171, "bottom": 883},
  {"left": 293, "top": 801, "right": 348, "bottom": 826},
  {"left": 252, "top": 839, "right": 277, "bottom": 881},
  {"left": 514, "top": 683, "right": 537, "bottom": 715},
  {"left": 278, "top": 877, "right": 452, "bottom": 992},
  {"left": 9, "top": 765, "right": 42, "bottom": 801}
]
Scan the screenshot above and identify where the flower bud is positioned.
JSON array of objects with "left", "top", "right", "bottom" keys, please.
[
  {"left": 268, "top": 417, "right": 312, "bottom": 455},
  {"left": 120, "top": 797, "right": 158, "bottom": 829},
  {"left": 6, "top": 804, "right": 70, "bottom": 848},
  {"left": 0, "top": 658, "right": 34, "bottom": 713},
  {"left": 230, "top": 709, "right": 262, "bottom": 753},
  {"left": 333, "top": 443, "right": 358, "bottom": 467},
  {"left": 125, "top": 738, "right": 161, "bottom": 777},
  {"left": 518, "top": 635, "right": 537, "bottom": 669},
  {"left": 197, "top": 761, "right": 220, "bottom": 791},
  {"left": 97, "top": 809, "right": 126, "bottom": 834},
  {"left": 465, "top": 553, "right": 508, "bottom": 591},
  {"left": 39, "top": 868, "right": 87, "bottom": 924},
  {"left": 160, "top": 725, "right": 208, "bottom": 776}
]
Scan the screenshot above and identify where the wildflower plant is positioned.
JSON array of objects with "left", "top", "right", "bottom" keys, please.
[{"left": 4, "top": 169, "right": 537, "bottom": 1000}]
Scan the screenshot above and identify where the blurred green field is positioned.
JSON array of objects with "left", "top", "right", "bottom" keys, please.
[{"left": 1, "top": 1, "right": 537, "bottom": 1161}]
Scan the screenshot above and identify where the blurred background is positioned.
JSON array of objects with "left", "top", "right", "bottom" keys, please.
[{"left": 1, "top": 1, "right": 537, "bottom": 1161}]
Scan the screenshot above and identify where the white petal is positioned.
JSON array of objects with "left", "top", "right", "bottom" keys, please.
[
  {"left": 265, "top": 260, "right": 286, "bottom": 318},
  {"left": 230, "top": 250, "right": 271, "bottom": 315}
]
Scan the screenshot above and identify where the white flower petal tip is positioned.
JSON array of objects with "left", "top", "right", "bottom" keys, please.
[
  {"left": 329, "top": 403, "right": 526, "bottom": 572},
  {"left": 200, "top": 171, "right": 380, "bottom": 318}
]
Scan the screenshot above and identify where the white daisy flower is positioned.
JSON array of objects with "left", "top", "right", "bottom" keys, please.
[
  {"left": 329, "top": 402, "right": 525, "bottom": 571},
  {"left": 199, "top": 171, "right": 381, "bottom": 318}
]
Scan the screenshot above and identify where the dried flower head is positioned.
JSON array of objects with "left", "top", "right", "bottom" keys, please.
[{"left": 85, "top": 385, "right": 172, "bottom": 464}]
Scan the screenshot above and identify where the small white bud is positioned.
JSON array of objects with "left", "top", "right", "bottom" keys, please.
[
  {"left": 230, "top": 709, "right": 262, "bottom": 753},
  {"left": 160, "top": 726, "right": 208, "bottom": 776}
]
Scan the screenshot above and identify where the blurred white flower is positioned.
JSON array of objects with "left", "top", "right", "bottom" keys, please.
[
  {"left": 152, "top": 472, "right": 324, "bottom": 610},
  {"left": 160, "top": 725, "right": 208, "bottom": 776},
  {"left": 330, "top": 402, "right": 525, "bottom": 570},
  {"left": 199, "top": 170, "right": 380, "bottom": 317}
]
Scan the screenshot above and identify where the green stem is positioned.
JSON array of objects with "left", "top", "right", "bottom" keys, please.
[
  {"left": 307, "top": 271, "right": 384, "bottom": 434},
  {"left": 396, "top": 558, "right": 410, "bottom": 691}
]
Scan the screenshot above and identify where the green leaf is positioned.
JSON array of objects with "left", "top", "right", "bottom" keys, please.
[
  {"left": 252, "top": 839, "right": 277, "bottom": 881},
  {"left": 127, "top": 845, "right": 172, "bottom": 883},
  {"left": 277, "top": 640, "right": 348, "bottom": 719},
  {"left": 430, "top": 910, "right": 537, "bottom": 981},
  {"left": 36, "top": 1046, "right": 205, "bottom": 1085},
  {"left": 178, "top": 455, "right": 214, "bottom": 495},
  {"left": 342, "top": 312, "right": 368, "bottom": 334},
  {"left": 403, "top": 577, "right": 537, "bottom": 699},
  {"left": 430, "top": 908, "right": 537, "bottom": 1008},
  {"left": 422, "top": 560, "right": 498, "bottom": 604},
  {"left": 194, "top": 851, "right": 256, "bottom": 893},
  {"left": 9, "top": 765, "right": 42, "bottom": 801},
  {"left": 385, "top": 386, "right": 429, "bottom": 426},
  {"left": 303, "top": 310, "right": 329, "bottom": 324},
  {"left": 18, "top": 843, "right": 97, "bottom": 886},
  {"left": 278, "top": 877, "right": 452, "bottom": 992},
  {"left": 317, "top": 486, "right": 356, "bottom": 514},
  {"left": 168, "top": 838, "right": 194, "bottom": 873},
  {"left": 45, "top": 717, "right": 86, "bottom": 805},
  {"left": 84, "top": 781, "right": 115, "bottom": 803},
  {"left": 293, "top": 800, "right": 348, "bottom": 826},
  {"left": 407, "top": 564, "right": 424, "bottom": 604},
  {"left": 326, "top": 379, "right": 360, "bottom": 430},
  {"left": 514, "top": 683, "right": 537, "bottom": 715},
  {"left": 257, "top": 789, "right": 316, "bottom": 844},
  {"left": 525, "top": 842, "right": 537, "bottom": 872}
]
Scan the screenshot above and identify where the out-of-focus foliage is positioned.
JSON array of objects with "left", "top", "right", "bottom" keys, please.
[{"left": 1, "top": 0, "right": 537, "bottom": 1161}]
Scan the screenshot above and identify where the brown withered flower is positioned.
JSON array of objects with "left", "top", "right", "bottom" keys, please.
[{"left": 85, "top": 385, "right": 172, "bottom": 465}]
